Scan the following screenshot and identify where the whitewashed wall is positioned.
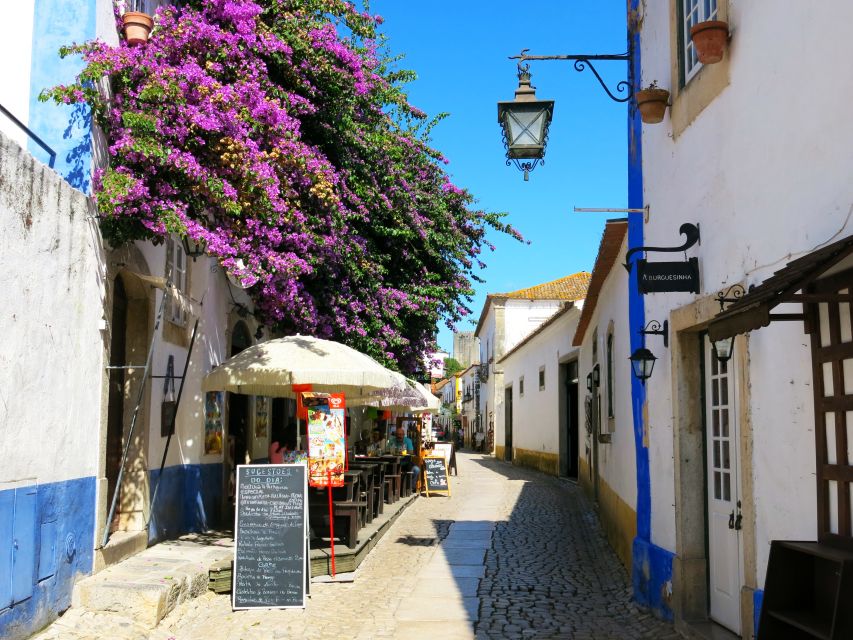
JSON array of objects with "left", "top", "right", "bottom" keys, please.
[
  {"left": 576, "top": 245, "right": 637, "bottom": 512},
  {"left": 639, "top": 0, "right": 853, "bottom": 587},
  {"left": 501, "top": 308, "right": 581, "bottom": 457},
  {"left": 0, "top": 132, "right": 105, "bottom": 487},
  {"left": 504, "top": 299, "right": 565, "bottom": 352}
]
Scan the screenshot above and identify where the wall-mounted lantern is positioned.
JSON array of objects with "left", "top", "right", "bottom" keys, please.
[
  {"left": 586, "top": 372, "right": 593, "bottom": 392},
  {"left": 712, "top": 336, "right": 734, "bottom": 363},
  {"left": 182, "top": 235, "right": 207, "bottom": 262},
  {"left": 629, "top": 347, "right": 657, "bottom": 384},
  {"left": 497, "top": 64, "right": 554, "bottom": 181}
]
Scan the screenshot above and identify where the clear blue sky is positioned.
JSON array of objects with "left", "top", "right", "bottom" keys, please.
[{"left": 371, "top": 1, "right": 629, "bottom": 354}]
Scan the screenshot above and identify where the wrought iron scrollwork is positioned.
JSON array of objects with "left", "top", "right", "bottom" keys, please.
[
  {"left": 572, "top": 58, "right": 632, "bottom": 103},
  {"left": 715, "top": 284, "right": 746, "bottom": 312},
  {"left": 508, "top": 49, "right": 633, "bottom": 104}
]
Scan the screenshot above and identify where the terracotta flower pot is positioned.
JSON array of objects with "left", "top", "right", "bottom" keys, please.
[
  {"left": 635, "top": 88, "right": 670, "bottom": 124},
  {"left": 122, "top": 11, "right": 153, "bottom": 46},
  {"left": 690, "top": 20, "right": 729, "bottom": 64}
]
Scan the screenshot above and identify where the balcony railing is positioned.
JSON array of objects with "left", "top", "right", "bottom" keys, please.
[{"left": 0, "top": 103, "right": 56, "bottom": 168}]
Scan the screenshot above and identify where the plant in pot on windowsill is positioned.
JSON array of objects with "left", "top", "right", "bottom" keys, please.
[
  {"left": 122, "top": 1, "right": 154, "bottom": 46},
  {"left": 690, "top": 20, "right": 729, "bottom": 64},
  {"left": 635, "top": 81, "right": 670, "bottom": 125}
]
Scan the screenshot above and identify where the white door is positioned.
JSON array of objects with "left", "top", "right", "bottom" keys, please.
[{"left": 705, "top": 337, "right": 742, "bottom": 634}]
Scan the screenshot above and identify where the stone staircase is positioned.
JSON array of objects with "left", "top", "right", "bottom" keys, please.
[{"left": 33, "top": 533, "right": 234, "bottom": 639}]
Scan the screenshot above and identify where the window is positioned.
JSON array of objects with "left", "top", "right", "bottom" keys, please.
[
  {"left": 519, "top": 376, "right": 524, "bottom": 397},
  {"left": 606, "top": 330, "right": 615, "bottom": 419},
  {"left": 165, "top": 235, "right": 188, "bottom": 326},
  {"left": 682, "top": 0, "right": 718, "bottom": 84},
  {"left": 538, "top": 366, "right": 545, "bottom": 391}
]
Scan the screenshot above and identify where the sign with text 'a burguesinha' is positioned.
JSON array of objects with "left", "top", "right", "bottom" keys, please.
[{"left": 637, "top": 257, "right": 700, "bottom": 294}]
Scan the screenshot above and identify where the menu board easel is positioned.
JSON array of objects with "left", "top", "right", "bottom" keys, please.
[
  {"left": 423, "top": 456, "right": 450, "bottom": 497},
  {"left": 233, "top": 464, "right": 308, "bottom": 609}
]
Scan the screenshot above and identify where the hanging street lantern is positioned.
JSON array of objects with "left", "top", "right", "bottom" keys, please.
[
  {"left": 182, "top": 235, "right": 207, "bottom": 262},
  {"left": 629, "top": 347, "right": 657, "bottom": 384},
  {"left": 497, "top": 63, "right": 554, "bottom": 181},
  {"left": 712, "top": 336, "right": 735, "bottom": 363}
]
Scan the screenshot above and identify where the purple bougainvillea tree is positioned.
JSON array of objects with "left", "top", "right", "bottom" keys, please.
[{"left": 42, "top": 0, "right": 523, "bottom": 373}]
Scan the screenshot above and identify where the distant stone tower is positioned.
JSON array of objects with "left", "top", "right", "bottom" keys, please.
[{"left": 452, "top": 331, "right": 480, "bottom": 368}]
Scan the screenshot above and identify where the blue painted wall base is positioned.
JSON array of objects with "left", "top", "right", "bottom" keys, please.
[
  {"left": 148, "top": 463, "right": 224, "bottom": 544},
  {"left": 632, "top": 536, "right": 675, "bottom": 621},
  {"left": 753, "top": 589, "right": 763, "bottom": 637},
  {"left": 0, "top": 477, "right": 96, "bottom": 640}
]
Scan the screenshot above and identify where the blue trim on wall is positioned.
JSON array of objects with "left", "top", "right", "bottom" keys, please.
[
  {"left": 0, "top": 476, "right": 96, "bottom": 640},
  {"left": 148, "top": 463, "right": 224, "bottom": 544},
  {"left": 626, "top": 0, "right": 675, "bottom": 619},
  {"left": 753, "top": 589, "right": 764, "bottom": 637},
  {"left": 28, "top": 0, "right": 96, "bottom": 192}
]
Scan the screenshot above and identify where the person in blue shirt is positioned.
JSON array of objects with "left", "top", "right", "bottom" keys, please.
[{"left": 388, "top": 426, "right": 420, "bottom": 487}]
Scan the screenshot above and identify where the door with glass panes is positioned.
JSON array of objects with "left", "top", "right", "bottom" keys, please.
[{"left": 704, "top": 336, "right": 743, "bottom": 634}]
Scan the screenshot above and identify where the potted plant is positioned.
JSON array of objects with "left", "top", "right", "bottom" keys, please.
[
  {"left": 690, "top": 20, "right": 729, "bottom": 64},
  {"left": 635, "top": 82, "right": 670, "bottom": 124},
  {"left": 122, "top": 2, "right": 154, "bottom": 46}
]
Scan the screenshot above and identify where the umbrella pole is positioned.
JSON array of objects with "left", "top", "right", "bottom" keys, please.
[{"left": 327, "top": 469, "right": 336, "bottom": 577}]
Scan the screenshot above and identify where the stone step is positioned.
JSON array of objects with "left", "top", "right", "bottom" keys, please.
[{"left": 71, "top": 534, "right": 234, "bottom": 629}]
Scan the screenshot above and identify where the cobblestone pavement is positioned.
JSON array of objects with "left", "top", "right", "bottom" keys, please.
[{"left": 33, "top": 453, "right": 681, "bottom": 639}]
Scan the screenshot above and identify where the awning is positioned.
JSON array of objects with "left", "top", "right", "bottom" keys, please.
[{"left": 707, "top": 235, "right": 853, "bottom": 341}]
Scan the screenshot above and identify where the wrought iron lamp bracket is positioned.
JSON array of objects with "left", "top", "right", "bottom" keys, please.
[
  {"left": 509, "top": 49, "right": 633, "bottom": 103},
  {"left": 715, "top": 283, "right": 747, "bottom": 312},
  {"left": 639, "top": 319, "right": 669, "bottom": 348}
]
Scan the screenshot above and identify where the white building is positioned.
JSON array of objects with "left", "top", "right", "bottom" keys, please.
[
  {"left": 458, "top": 364, "right": 481, "bottom": 449},
  {"left": 475, "top": 272, "right": 590, "bottom": 457},
  {"left": 569, "top": 220, "right": 636, "bottom": 571},
  {"left": 497, "top": 300, "right": 583, "bottom": 479},
  {"left": 604, "top": 1, "right": 853, "bottom": 637}
]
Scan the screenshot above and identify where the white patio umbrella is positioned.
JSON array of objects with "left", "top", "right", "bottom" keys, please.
[
  {"left": 351, "top": 378, "right": 440, "bottom": 413},
  {"left": 201, "top": 335, "right": 405, "bottom": 398},
  {"left": 410, "top": 381, "right": 441, "bottom": 414}
]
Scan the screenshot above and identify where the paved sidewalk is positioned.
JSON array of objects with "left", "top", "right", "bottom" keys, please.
[{"left": 30, "top": 453, "right": 681, "bottom": 639}]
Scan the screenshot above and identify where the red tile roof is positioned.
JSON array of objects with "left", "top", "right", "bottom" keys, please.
[
  {"left": 572, "top": 220, "right": 629, "bottom": 346},
  {"left": 475, "top": 272, "right": 591, "bottom": 336}
]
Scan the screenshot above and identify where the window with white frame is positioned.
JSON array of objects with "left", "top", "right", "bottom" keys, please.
[
  {"left": 682, "top": 0, "right": 718, "bottom": 83},
  {"left": 165, "top": 235, "right": 188, "bottom": 326},
  {"left": 538, "top": 366, "right": 545, "bottom": 391}
]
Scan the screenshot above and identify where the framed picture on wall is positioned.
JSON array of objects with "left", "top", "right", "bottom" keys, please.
[
  {"left": 204, "top": 391, "right": 224, "bottom": 454},
  {"left": 255, "top": 396, "right": 269, "bottom": 439}
]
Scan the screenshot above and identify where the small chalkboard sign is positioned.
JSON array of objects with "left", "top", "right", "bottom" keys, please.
[
  {"left": 233, "top": 464, "right": 307, "bottom": 609},
  {"left": 424, "top": 456, "right": 450, "bottom": 496}
]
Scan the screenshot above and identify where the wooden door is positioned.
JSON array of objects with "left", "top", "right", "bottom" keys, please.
[
  {"left": 704, "top": 336, "right": 743, "bottom": 634},
  {"left": 809, "top": 270, "right": 853, "bottom": 549}
]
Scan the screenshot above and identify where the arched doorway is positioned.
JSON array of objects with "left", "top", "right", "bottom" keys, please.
[
  {"left": 102, "top": 270, "right": 152, "bottom": 538},
  {"left": 224, "top": 321, "right": 253, "bottom": 522}
]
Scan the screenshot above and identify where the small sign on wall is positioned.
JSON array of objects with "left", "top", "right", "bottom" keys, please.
[{"left": 637, "top": 257, "right": 700, "bottom": 294}]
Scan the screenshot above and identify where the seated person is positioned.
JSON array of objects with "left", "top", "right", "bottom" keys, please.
[
  {"left": 368, "top": 429, "right": 385, "bottom": 455},
  {"left": 354, "top": 428, "right": 371, "bottom": 455},
  {"left": 387, "top": 426, "right": 420, "bottom": 486}
]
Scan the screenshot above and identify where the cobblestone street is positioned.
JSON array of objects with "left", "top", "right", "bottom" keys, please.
[{"left": 35, "top": 453, "right": 680, "bottom": 639}]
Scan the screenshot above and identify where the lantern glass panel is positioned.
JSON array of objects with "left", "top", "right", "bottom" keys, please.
[{"left": 713, "top": 336, "right": 734, "bottom": 362}]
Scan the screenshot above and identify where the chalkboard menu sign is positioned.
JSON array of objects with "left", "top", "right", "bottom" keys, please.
[
  {"left": 424, "top": 456, "right": 450, "bottom": 496},
  {"left": 233, "top": 464, "right": 307, "bottom": 609}
]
